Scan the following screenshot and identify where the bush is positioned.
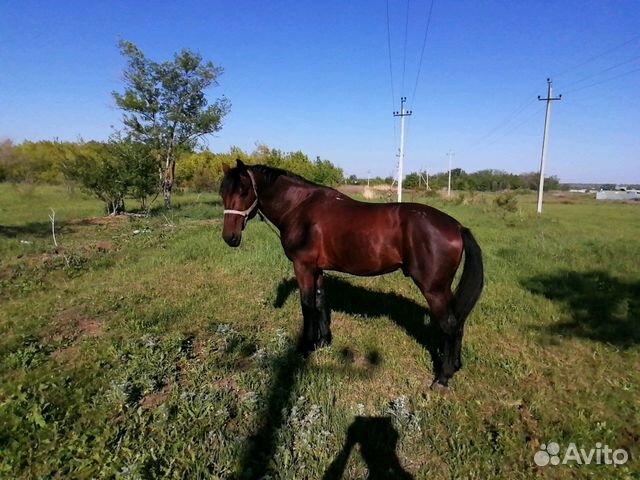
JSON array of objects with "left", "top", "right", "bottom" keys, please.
[
  {"left": 494, "top": 192, "right": 518, "bottom": 212},
  {"left": 176, "top": 151, "right": 226, "bottom": 191},
  {"left": 62, "top": 139, "right": 157, "bottom": 214},
  {"left": 192, "top": 168, "right": 217, "bottom": 192}
]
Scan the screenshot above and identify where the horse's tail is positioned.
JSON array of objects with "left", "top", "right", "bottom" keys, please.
[{"left": 453, "top": 227, "right": 484, "bottom": 323}]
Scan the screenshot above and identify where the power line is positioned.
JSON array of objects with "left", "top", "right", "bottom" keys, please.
[
  {"left": 476, "top": 104, "right": 541, "bottom": 151},
  {"left": 385, "top": 0, "right": 396, "bottom": 105},
  {"left": 385, "top": 0, "right": 399, "bottom": 157},
  {"left": 552, "top": 33, "right": 640, "bottom": 78},
  {"left": 460, "top": 96, "right": 537, "bottom": 152},
  {"left": 459, "top": 36, "right": 640, "bottom": 154},
  {"left": 401, "top": 0, "right": 410, "bottom": 95},
  {"left": 409, "top": 0, "right": 436, "bottom": 106},
  {"left": 562, "top": 55, "right": 640, "bottom": 90},
  {"left": 465, "top": 104, "right": 540, "bottom": 156},
  {"left": 455, "top": 62, "right": 637, "bottom": 176},
  {"left": 564, "top": 66, "right": 640, "bottom": 95}
]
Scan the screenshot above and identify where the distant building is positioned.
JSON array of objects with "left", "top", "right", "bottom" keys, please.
[{"left": 596, "top": 189, "right": 640, "bottom": 201}]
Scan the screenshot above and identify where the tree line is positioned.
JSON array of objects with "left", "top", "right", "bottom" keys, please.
[
  {"left": 347, "top": 168, "right": 564, "bottom": 192},
  {"left": 403, "top": 168, "right": 563, "bottom": 192},
  {"left": 0, "top": 136, "right": 565, "bottom": 215},
  {"left": 0, "top": 139, "right": 344, "bottom": 214}
]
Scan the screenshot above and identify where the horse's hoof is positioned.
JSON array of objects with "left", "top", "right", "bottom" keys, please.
[
  {"left": 315, "top": 337, "right": 332, "bottom": 349},
  {"left": 430, "top": 380, "right": 449, "bottom": 392},
  {"left": 296, "top": 343, "right": 314, "bottom": 357}
]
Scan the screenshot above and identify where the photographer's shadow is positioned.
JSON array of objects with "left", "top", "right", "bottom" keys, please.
[{"left": 323, "top": 416, "right": 414, "bottom": 480}]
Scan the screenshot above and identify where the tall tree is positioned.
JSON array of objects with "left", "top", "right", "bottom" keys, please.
[{"left": 113, "top": 40, "right": 230, "bottom": 208}]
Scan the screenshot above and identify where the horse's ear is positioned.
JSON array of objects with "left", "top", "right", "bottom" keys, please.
[
  {"left": 222, "top": 163, "right": 230, "bottom": 174},
  {"left": 236, "top": 158, "right": 246, "bottom": 169}
]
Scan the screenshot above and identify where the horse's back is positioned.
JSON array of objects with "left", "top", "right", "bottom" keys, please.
[{"left": 297, "top": 192, "right": 462, "bottom": 277}]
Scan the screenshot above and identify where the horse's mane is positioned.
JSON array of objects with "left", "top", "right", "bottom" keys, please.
[
  {"left": 221, "top": 163, "right": 334, "bottom": 196},
  {"left": 249, "top": 164, "right": 324, "bottom": 189}
]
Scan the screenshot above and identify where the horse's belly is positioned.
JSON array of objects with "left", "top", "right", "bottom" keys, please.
[{"left": 318, "top": 230, "right": 402, "bottom": 276}]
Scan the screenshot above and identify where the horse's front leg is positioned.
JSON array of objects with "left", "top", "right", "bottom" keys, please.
[
  {"left": 315, "top": 271, "right": 332, "bottom": 347},
  {"left": 293, "top": 261, "right": 319, "bottom": 355}
]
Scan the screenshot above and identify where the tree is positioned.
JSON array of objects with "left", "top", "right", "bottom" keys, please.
[
  {"left": 0, "top": 140, "right": 17, "bottom": 183},
  {"left": 109, "top": 136, "right": 158, "bottom": 209},
  {"left": 113, "top": 40, "right": 230, "bottom": 208},
  {"left": 62, "top": 139, "right": 157, "bottom": 214},
  {"left": 311, "top": 156, "right": 344, "bottom": 186},
  {"left": 403, "top": 172, "right": 420, "bottom": 189},
  {"left": 62, "top": 142, "right": 125, "bottom": 214}
]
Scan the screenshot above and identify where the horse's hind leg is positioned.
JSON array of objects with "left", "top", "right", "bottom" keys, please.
[
  {"left": 315, "top": 271, "right": 332, "bottom": 347},
  {"left": 453, "top": 324, "right": 464, "bottom": 372},
  {"left": 411, "top": 278, "right": 459, "bottom": 388},
  {"left": 425, "top": 290, "right": 459, "bottom": 388}
]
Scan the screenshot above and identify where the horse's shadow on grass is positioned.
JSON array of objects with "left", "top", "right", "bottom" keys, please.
[
  {"left": 522, "top": 270, "right": 640, "bottom": 348},
  {"left": 274, "top": 276, "right": 441, "bottom": 373}
]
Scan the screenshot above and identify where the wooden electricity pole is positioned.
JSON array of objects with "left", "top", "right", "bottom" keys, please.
[
  {"left": 394, "top": 97, "right": 412, "bottom": 202},
  {"left": 447, "top": 150, "right": 455, "bottom": 197},
  {"left": 537, "top": 78, "right": 562, "bottom": 214}
]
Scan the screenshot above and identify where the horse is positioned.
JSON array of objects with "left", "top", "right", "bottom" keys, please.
[{"left": 219, "top": 159, "right": 483, "bottom": 388}]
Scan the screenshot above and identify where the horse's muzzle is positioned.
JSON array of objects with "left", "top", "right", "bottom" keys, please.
[{"left": 223, "top": 232, "right": 241, "bottom": 247}]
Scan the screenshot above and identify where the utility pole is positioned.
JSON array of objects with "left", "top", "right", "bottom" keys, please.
[
  {"left": 537, "top": 78, "right": 562, "bottom": 214},
  {"left": 418, "top": 167, "right": 428, "bottom": 190},
  {"left": 393, "top": 97, "right": 412, "bottom": 202},
  {"left": 446, "top": 150, "right": 455, "bottom": 197}
]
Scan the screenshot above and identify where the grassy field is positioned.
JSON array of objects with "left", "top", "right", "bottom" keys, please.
[{"left": 1, "top": 184, "right": 638, "bottom": 479}]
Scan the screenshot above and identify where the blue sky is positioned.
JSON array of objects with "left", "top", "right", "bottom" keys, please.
[{"left": 1, "top": 0, "right": 639, "bottom": 183}]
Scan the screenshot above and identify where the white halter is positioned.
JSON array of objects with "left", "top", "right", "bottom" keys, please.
[{"left": 223, "top": 170, "right": 259, "bottom": 219}]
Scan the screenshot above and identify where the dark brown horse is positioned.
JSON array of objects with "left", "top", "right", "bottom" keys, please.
[{"left": 220, "top": 159, "right": 483, "bottom": 388}]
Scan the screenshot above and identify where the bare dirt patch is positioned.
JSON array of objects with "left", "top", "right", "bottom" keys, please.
[
  {"left": 192, "top": 338, "right": 209, "bottom": 361},
  {"left": 48, "top": 312, "right": 104, "bottom": 364},
  {"left": 67, "top": 216, "right": 127, "bottom": 227},
  {"left": 78, "top": 317, "right": 104, "bottom": 337},
  {"left": 46, "top": 307, "right": 105, "bottom": 345},
  {"left": 140, "top": 383, "right": 175, "bottom": 410},
  {"left": 92, "top": 240, "right": 114, "bottom": 252},
  {"left": 0, "top": 266, "right": 14, "bottom": 281},
  {"left": 50, "top": 345, "right": 81, "bottom": 364},
  {"left": 517, "top": 401, "right": 542, "bottom": 449},
  {"left": 215, "top": 377, "right": 240, "bottom": 393}
]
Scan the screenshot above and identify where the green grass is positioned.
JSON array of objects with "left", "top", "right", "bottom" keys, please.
[{"left": 1, "top": 184, "right": 638, "bottom": 479}]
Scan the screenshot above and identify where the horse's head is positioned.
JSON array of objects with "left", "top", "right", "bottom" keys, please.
[{"left": 219, "top": 159, "right": 259, "bottom": 247}]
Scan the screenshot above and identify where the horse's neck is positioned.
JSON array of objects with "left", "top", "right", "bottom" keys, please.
[{"left": 253, "top": 171, "right": 311, "bottom": 229}]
